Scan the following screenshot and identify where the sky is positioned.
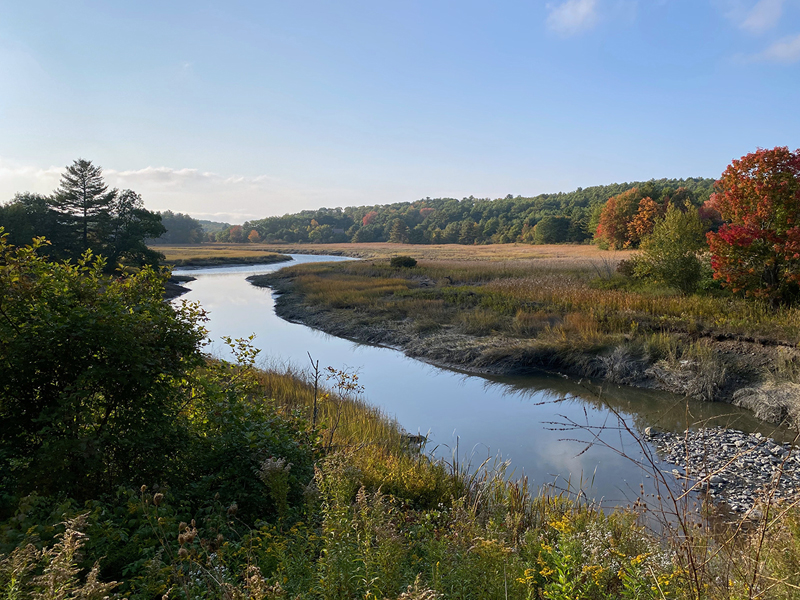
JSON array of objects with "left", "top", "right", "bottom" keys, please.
[{"left": 0, "top": 0, "right": 798, "bottom": 224}]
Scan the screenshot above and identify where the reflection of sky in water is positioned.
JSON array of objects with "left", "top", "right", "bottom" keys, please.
[{"left": 174, "top": 256, "right": 790, "bottom": 507}]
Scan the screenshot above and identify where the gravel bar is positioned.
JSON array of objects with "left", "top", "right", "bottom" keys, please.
[{"left": 647, "top": 427, "right": 800, "bottom": 514}]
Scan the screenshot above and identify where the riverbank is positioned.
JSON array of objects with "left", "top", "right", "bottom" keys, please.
[
  {"left": 249, "top": 256, "right": 800, "bottom": 428},
  {"left": 153, "top": 243, "right": 292, "bottom": 267},
  {"left": 164, "top": 274, "right": 196, "bottom": 299}
]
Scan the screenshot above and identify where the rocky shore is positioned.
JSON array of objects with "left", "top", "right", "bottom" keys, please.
[{"left": 649, "top": 427, "right": 800, "bottom": 514}]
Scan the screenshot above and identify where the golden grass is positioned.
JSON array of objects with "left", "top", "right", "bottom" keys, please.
[
  {"left": 252, "top": 364, "right": 457, "bottom": 505},
  {"left": 154, "top": 243, "right": 288, "bottom": 262},
  {"left": 261, "top": 241, "right": 637, "bottom": 263}
]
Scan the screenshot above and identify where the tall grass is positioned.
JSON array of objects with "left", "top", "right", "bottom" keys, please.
[{"left": 269, "top": 258, "right": 800, "bottom": 348}]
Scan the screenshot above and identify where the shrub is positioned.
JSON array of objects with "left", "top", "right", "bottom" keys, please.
[
  {"left": 390, "top": 255, "right": 417, "bottom": 268},
  {"left": 0, "top": 235, "right": 206, "bottom": 503},
  {"left": 635, "top": 205, "right": 707, "bottom": 294}
]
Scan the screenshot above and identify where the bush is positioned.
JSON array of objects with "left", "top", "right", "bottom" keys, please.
[
  {"left": 390, "top": 255, "right": 417, "bottom": 268},
  {"left": 635, "top": 205, "right": 706, "bottom": 294},
  {"left": 0, "top": 235, "right": 206, "bottom": 503}
]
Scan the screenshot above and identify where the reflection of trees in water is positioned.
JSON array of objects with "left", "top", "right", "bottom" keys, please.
[{"left": 469, "top": 369, "right": 792, "bottom": 442}]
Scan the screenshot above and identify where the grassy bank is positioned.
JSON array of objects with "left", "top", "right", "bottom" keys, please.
[
  {"left": 4, "top": 356, "right": 800, "bottom": 599},
  {"left": 250, "top": 249, "right": 800, "bottom": 424},
  {"left": 154, "top": 243, "right": 292, "bottom": 267}
]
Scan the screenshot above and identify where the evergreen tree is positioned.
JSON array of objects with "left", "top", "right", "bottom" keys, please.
[{"left": 50, "top": 158, "right": 116, "bottom": 252}]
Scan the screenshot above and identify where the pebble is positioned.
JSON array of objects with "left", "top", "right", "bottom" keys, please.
[{"left": 648, "top": 427, "right": 800, "bottom": 515}]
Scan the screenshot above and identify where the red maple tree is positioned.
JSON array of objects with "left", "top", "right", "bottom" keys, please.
[{"left": 706, "top": 147, "right": 800, "bottom": 302}]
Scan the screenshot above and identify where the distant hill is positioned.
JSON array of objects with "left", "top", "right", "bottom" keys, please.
[{"left": 210, "top": 177, "right": 716, "bottom": 245}]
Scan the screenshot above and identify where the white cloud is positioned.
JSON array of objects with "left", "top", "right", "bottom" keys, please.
[
  {"left": 740, "top": 0, "right": 785, "bottom": 33},
  {"left": 756, "top": 32, "right": 800, "bottom": 62},
  {"left": 0, "top": 160, "right": 357, "bottom": 224},
  {"left": 546, "top": 0, "right": 599, "bottom": 36}
]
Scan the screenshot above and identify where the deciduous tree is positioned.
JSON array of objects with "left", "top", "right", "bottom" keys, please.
[{"left": 706, "top": 147, "right": 800, "bottom": 303}]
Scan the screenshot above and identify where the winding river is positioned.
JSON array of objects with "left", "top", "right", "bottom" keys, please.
[{"left": 174, "top": 255, "right": 786, "bottom": 507}]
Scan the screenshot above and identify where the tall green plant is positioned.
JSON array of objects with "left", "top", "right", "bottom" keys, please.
[{"left": 635, "top": 205, "right": 707, "bottom": 294}]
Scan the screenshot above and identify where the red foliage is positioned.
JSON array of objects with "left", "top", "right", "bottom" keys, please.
[
  {"left": 595, "top": 188, "right": 643, "bottom": 249},
  {"left": 362, "top": 211, "right": 379, "bottom": 226},
  {"left": 706, "top": 147, "right": 800, "bottom": 301},
  {"left": 419, "top": 207, "right": 435, "bottom": 219}
]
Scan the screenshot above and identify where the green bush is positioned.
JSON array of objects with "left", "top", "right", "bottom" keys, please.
[
  {"left": 0, "top": 235, "right": 206, "bottom": 504},
  {"left": 390, "top": 255, "right": 417, "bottom": 268},
  {"left": 635, "top": 206, "right": 707, "bottom": 294}
]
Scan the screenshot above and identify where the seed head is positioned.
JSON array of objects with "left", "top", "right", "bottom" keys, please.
[{"left": 153, "top": 493, "right": 164, "bottom": 506}]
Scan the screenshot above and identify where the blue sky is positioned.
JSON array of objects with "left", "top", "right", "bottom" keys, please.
[{"left": 1, "top": 0, "right": 798, "bottom": 222}]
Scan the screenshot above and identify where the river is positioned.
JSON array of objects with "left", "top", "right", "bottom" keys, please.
[{"left": 174, "top": 255, "right": 786, "bottom": 507}]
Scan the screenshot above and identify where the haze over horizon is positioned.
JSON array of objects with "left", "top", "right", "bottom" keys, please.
[{"left": 1, "top": 0, "right": 798, "bottom": 224}]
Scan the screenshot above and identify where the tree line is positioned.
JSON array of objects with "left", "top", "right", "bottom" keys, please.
[{"left": 208, "top": 177, "right": 715, "bottom": 246}]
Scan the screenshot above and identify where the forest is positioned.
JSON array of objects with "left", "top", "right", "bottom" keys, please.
[{"left": 209, "top": 177, "right": 715, "bottom": 246}]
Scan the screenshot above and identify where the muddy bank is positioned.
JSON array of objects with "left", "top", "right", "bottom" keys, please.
[
  {"left": 250, "top": 273, "right": 800, "bottom": 428},
  {"left": 164, "top": 275, "right": 196, "bottom": 300}
]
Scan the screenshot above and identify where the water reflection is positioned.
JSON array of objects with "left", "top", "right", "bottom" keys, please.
[{"left": 173, "top": 255, "right": 787, "bottom": 507}]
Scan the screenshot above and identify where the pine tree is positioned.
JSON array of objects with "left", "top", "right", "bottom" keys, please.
[{"left": 50, "top": 158, "right": 116, "bottom": 252}]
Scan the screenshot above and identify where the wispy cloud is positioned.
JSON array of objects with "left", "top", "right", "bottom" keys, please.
[
  {"left": 755, "top": 32, "right": 800, "bottom": 62},
  {"left": 546, "top": 0, "right": 599, "bottom": 36},
  {"left": 740, "top": 0, "right": 785, "bottom": 33}
]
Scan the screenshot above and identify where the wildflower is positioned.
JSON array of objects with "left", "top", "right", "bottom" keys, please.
[{"left": 153, "top": 492, "right": 164, "bottom": 506}]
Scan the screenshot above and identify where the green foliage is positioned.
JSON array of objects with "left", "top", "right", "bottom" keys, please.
[
  {"left": 390, "top": 255, "right": 418, "bottom": 268},
  {"left": 634, "top": 206, "right": 708, "bottom": 294},
  {"left": 221, "top": 178, "right": 714, "bottom": 246},
  {"left": 533, "top": 215, "right": 571, "bottom": 244},
  {"left": 0, "top": 235, "right": 206, "bottom": 502},
  {"left": 50, "top": 158, "right": 117, "bottom": 253},
  {"left": 150, "top": 210, "right": 205, "bottom": 244}
]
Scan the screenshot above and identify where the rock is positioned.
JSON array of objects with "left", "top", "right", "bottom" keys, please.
[{"left": 651, "top": 426, "right": 800, "bottom": 516}]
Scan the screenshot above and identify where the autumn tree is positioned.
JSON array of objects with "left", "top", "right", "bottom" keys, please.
[
  {"left": 248, "top": 229, "right": 261, "bottom": 243},
  {"left": 627, "top": 196, "right": 664, "bottom": 246},
  {"left": 706, "top": 147, "right": 800, "bottom": 303},
  {"left": 229, "top": 224, "right": 245, "bottom": 243},
  {"left": 594, "top": 188, "right": 642, "bottom": 249}
]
